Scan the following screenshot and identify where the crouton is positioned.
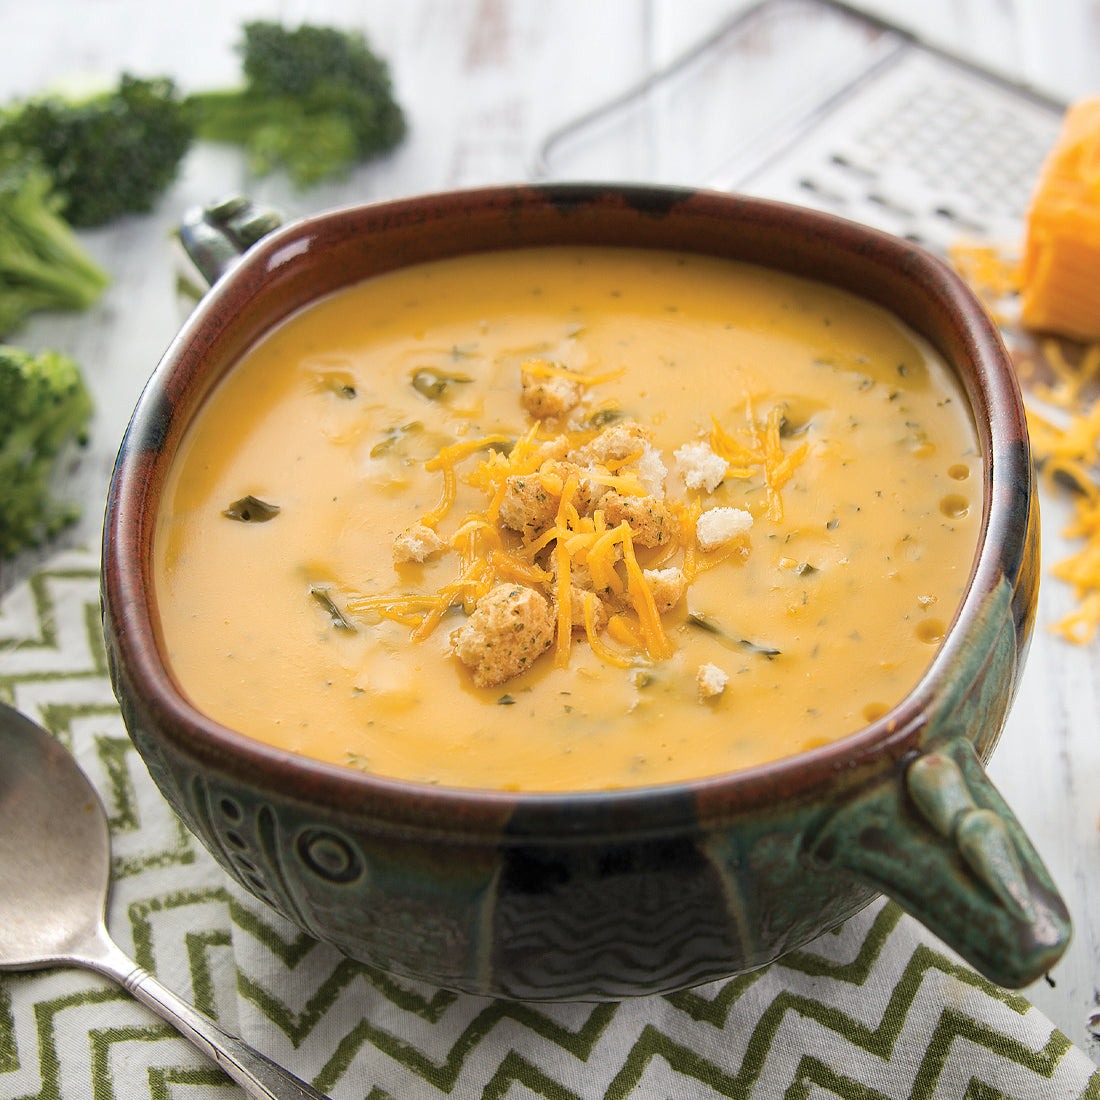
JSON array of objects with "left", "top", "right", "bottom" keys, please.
[
  {"left": 528, "top": 435, "right": 573, "bottom": 466},
  {"left": 562, "top": 585, "right": 610, "bottom": 630},
  {"left": 453, "top": 583, "right": 555, "bottom": 687},
  {"left": 697, "top": 662, "right": 729, "bottom": 698},
  {"left": 576, "top": 420, "right": 653, "bottom": 466},
  {"left": 535, "top": 461, "right": 595, "bottom": 512},
  {"left": 572, "top": 421, "right": 667, "bottom": 496},
  {"left": 549, "top": 550, "right": 617, "bottom": 627},
  {"left": 696, "top": 506, "right": 752, "bottom": 552},
  {"left": 498, "top": 474, "right": 560, "bottom": 535},
  {"left": 600, "top": 490, "right": 673, "bottom": 547},
  {"left": 552, "top": 555, "right": 603, "bottom": 593},
  {"left": 643, "top": 567, "right": 686, "bottom": 613},
  {"left": 520, "top": 360, "right": 583, "bottom": 419},
  {"left": 675, "top": 441, "right": 728, "bottom": 493},
  {"left": 393, "top": 522, "right": 449, "bottom": 563},
  {"left": 498, "top": 462, "right": 593, "bottom": 536}
]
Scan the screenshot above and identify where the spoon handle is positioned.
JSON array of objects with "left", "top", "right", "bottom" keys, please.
[{"left": 85, "top": 929, "right": 330, "bottom": 1100}]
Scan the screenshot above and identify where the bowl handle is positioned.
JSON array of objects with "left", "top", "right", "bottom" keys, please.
[
  {"left": 805, "top": 738, "right": 1070, "bottom": 988},
  {"left": 179, "top": 197, "right": 284, "bottom": 286}
]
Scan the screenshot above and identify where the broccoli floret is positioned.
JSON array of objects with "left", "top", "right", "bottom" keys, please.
[
  {"left": 0, "top": 74, "right": 196, "bottom": 228},
  {"left": 0, "top": 145, "right": 109, "bottom": 337},
  {"left": 0, "top": 345, "right": 94, "bottom": 556},
  {"left": 190, "top": 21, "right": 406, "bottom": 188}
]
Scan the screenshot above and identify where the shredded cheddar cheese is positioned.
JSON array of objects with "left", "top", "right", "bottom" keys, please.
[
  {"left": 521, "top": 357, "right": 625, "bottom": 387},
  {"left": 709, "top": 405, "right": 808, "bottom": 522},
  {"left": 348, "top": 364, "right": 814, "bottom": 687},
  {"left": 1031, "top": 339, "right": 1100, "bottom": 412},
  {"left": 619, "top": 524, "right": 673, "bottom": 660},
  {"left": 1024, "top": 343, "right": 1100, "bottom": 642},
  {"left": 946, "top": 93, "right": 1100, "bottom": 645},
  {"left": 990, "top": 337, "right": 1100, "bottom": 643},
  {"left": 584, "top": 592, "right": 632, "bottom": 667},
  {"left": 948, "top": 237, "right": 1100, "bottom": 644},
  {"left": 947, "top": 241, "right": 1022, "bottom": 327}
]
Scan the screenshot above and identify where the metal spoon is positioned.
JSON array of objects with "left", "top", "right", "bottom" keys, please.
[{"left": 0, "top": 701, "right": 330, "bottom": 1100}]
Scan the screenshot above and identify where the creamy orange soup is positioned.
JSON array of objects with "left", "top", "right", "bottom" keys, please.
[{"left": 153, "top": 246, "right": 981, "bottom": 791}]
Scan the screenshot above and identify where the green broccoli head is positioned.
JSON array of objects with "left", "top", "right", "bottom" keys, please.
[
  {"left": 0, "top": 75, "right": 196, "bottom": 228},
  {"left": 241, "top": 21, "right": 406, "bottom": 154},
  {"left": 0, "top": 345, "right": 94, "bottom": 556},
  {"left": 191, "top": 21, "right": 406, "bottom": 189}
]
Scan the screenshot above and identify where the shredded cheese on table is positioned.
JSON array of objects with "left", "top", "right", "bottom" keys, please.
[
  {"left": 948, "top": 241, "right": 1022, "bottom": 327},
  {"left": 1025, "top": 345, "right": 1100, "bottom": 643},
  {"left": 950, "top": 231, "right": 1100, "bottom": 644}
]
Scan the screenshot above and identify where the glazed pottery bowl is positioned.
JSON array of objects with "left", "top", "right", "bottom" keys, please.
[{"left": 101, "top": 184, "right": 1067, "bottom": 1000}]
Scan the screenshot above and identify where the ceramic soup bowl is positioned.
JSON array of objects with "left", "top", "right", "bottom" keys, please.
[{"left": 101, "top": 184, "right": 1067, "bottom": 1000}]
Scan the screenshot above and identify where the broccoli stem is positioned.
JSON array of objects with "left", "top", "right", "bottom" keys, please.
[
  {"left": 0, "top": 245, "right": 105, "bottom": 310},
  {"left": 0, "top": 149, "right": 109, "bottom": 336}
]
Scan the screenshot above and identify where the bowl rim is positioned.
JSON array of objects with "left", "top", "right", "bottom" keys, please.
[{"left": 101, "top": 181, "right": 1030, "bottom": 837}]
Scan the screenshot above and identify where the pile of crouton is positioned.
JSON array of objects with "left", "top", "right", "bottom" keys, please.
[{"left": 393, "top": 359, "right": 767, "bottom": 692}]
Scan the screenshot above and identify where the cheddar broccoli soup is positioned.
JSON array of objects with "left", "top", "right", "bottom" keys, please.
[{"left": 153, "top": 246, "right": 981, "bottom": 791}]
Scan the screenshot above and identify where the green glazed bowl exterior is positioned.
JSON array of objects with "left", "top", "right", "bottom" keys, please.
[{"left": 101, "top": 183, "right": 1067, "bottom": 1000}]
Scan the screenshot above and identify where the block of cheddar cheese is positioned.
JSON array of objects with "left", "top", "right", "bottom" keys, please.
[{"left": 1020, "top": 96, "right": 1100, "bottom": 343}]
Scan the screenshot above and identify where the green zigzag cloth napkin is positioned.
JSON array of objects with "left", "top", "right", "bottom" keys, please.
[{"left": 2, "top": 546, "right": 1098, "bottom": 1099}]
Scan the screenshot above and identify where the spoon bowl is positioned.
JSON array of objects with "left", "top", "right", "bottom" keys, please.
[
  {"left": 0, "top": 700, "right": 331, "bottom": 1100},
  {"left": 0, "top": 704, "right": 111, "bottom": 970}
]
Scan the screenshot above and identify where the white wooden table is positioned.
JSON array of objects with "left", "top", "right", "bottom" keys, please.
[{"left": 3, "top": 0, "right": 1099, "bottom": 1063}]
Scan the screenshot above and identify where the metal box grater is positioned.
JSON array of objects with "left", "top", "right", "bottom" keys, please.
[{"left": 535, "top": 0, "right": 1064, "bottom": 251}]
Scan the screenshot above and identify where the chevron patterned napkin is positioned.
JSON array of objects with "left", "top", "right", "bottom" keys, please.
[{"left": 1, "top": 545, "right": 1098, "bottom": 1099}]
